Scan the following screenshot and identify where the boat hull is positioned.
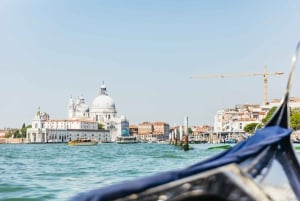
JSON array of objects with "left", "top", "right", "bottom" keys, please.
[
  {"left": 68, "top": 139, "right": 98, "bottom": 146},
  {"left": 116, "top": 136, "right": 138, "bottom": 144}
]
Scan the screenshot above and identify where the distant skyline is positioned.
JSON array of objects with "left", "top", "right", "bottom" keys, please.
[{"left": 1, "top": 1, "right": 300, "bottom": 128}]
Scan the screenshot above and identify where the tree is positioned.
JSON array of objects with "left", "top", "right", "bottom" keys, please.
[
  {"left": 5, "top": 124, "right": 32, "bottom": 138},
  {"left": 243, "top": 123, "right": 262, "bottom": 134},
  {"left": 244, "top": 107, "right": 276, "bottom": 134},
  {"left": 5, "top": 130, "right": 13, "bottom": 138},
  {"left": 188, "top": 127, "right": 193, "bottom": 134},
  {"left": 244, "top": 107, "right": 300, "bottom": 132},
  {"left": 290, "top": 112, "right": 300, "bottom": 130},
  {"left": 98, "top": 123, "right": 104, "bottom": 130},
  {"left": 20, "top": 124, "right": 31, "bottom": 138},
  {"left": 14, "top": 130, "right": 21, "bottom": 138},
  {"left": 262, "top": 107, "right": 277, "bottom": 124}
]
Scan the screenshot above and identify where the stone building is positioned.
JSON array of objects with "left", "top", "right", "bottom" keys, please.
[
  {"left": 27, "top": 82, "right": 129, "bottom": 143},
  {"left": 137, "top": 122, "right": 169, "bottom": 142}
]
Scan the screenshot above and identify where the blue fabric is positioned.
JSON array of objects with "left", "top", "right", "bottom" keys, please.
[{"left": 70, "top": 125, "right": 292, "bottom": 201}]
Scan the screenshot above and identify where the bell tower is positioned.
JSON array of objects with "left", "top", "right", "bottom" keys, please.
[{"left": 68, "top": 96, "right": 75, "bottom": 118}]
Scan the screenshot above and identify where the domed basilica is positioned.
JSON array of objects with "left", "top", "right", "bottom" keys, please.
[
  {"left": 68, "top": 82, "right": 129, "bottom": 141},
  {"left": 26, "top": 82, "right": 129, "bottom": 144},
  {"left": 90, "top": 83, "right": 117, "bottom": 123}
]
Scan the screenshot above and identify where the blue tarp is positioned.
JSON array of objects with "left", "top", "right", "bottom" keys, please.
[{"left": 70, "top": 125, "right": 292, "bottom": 201}]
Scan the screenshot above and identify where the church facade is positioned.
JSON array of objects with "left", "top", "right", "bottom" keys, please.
[{"left": 27, "top": 83, "right": 130, "bottom": 143}]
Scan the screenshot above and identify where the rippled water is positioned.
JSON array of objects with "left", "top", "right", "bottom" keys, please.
[{"left": 0, "top": 143, "right": 299, "bottom": 201}]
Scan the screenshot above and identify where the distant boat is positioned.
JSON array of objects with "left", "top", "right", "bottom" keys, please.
[
  {"left": 157, "top": 140, "right": 169, "bottom": 144},
  {"left": 293, "top": 139, "right": 300, "bottom": 144},
  {"left": 208, "top": 145, "right": 232, "bottom": 150},
  {"left": 224, "top": 138, "right": 237, "bottom": 144},
  {"left": 68, "top": 139, "right": 98, "bottom": 146},
  {"left": 116, "top": 136, "right": 138, "bottom": 144}
]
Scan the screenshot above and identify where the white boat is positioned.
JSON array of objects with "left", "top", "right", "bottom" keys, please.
[
  {"left": 68, "top": 139, "right": 98, "bottom": 146},
  {"left": 157, "top": 140, "right": 169, "bottom": 144},
  {"left": 116, "top": 136, "right": 138, "bottom": 144}
]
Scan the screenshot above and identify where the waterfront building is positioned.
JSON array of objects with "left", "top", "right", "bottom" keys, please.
[
  {"left": 189, "top": 125, "right": 213, "bottom": 143},
  {"left": 268, "top": 97, "right": 300, "bottom": 108},
  {"left": 169, "top": 125, "right": 185, "bottom": 142},
  {"left": 137, "top": 122, "right": 169, "bottom": 142},
  {"left": 88, "top": 82, "right": 129, "bottom": 142},
  {"left": 89, "top": 83, "right": 117, "bottom": 128},
  {"left": 27, "top": 82, "right": 129, "bottom": 143},
  {"left": 68, "top": 96, "right": 89, "bottom": 119},
  {"left": 153, "top": 122, "right": 170, "bottom": 140},
  {"left": 213, "top": 104, "right": 266, "bottom": 134},
  {"left": 138, "top": 122, "right": 153, "bottom": 135},
  {"left": 214, "top": 98, "right": 300, "bottom": 136},
  {"left": 0, "top": 129, "right": 6, "bottom": 138},
  {"left": 129, "top": 125, "right": 138, "bottom": 135},
  {"left": 169, "top": 126, "right": 181, "bottom": 143},
  {"left": 212, "top": 98, "right": 300, "bottom": 142},
  {"left": 109, "top": 115, "right": 130, "bottom": 141},
  {"left": 27, "top": 110, "right": 110, "bottom": 143},
  {"left": 0, "top": 129, "right": 6, "bottom": 144}
]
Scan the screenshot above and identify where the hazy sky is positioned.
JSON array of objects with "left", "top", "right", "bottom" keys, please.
[{"left": 1, "top": 1, "right": 300, "bottom": 128}]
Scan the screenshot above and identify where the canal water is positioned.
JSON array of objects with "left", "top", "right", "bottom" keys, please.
[{"left": 0, "top": 143, "right": 299, "bottom": 201}]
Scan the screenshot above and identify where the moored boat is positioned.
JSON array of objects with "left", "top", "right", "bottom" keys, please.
[
  {"left": 116, "top": 136, "right": 138, "bottom": 144},
  {"left": 293, "top": 138, "right": 300, "bottom": 144},
  {"left": 68, "top": 139, "right": 98, "bottom": 146}
]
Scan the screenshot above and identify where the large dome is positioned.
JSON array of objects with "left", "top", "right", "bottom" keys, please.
[
  {"left": 92, "top": 95, "right": 115, "bottom": 109},
  {"left": 90, "top": 82, "right": 117, "bottom": 118}
]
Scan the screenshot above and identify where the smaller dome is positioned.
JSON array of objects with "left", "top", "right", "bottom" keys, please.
[{"left": 75, "top": 103, "right": 89, "bottom": 113}]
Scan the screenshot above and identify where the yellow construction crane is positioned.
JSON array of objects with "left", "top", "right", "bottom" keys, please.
[{"left": 190, "top": 66, "right": 284, "bottom": 105}]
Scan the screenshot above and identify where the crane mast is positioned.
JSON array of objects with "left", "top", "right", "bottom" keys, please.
[{"left": 190, "top": 66, "right": 284, "bottom": 105}]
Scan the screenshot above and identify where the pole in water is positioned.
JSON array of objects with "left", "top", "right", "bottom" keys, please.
[{"left": 183, "top": 135, "right": 189, "bottom": 151}]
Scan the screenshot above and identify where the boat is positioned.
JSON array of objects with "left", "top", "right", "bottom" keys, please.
[
  {"left": 70, "top": 42, "right": 300, "bottom": 201},
  {"left": 224, "top": 138, "right": 237, "bottom": 144},
  {"left": 67, "top": 139, "right": 98, "bottom": 146},
  {"left": 293, "top": 138, "right": 300, "bottom": 144},
  {"left": 157, "top": 140, "right": 169, "bottom": 144},
  {"left": 208, "top": 144, "right": 232, "bottom": 150},
  {"left": 116, "top": 136, "right": 138, "bottom": 144}
]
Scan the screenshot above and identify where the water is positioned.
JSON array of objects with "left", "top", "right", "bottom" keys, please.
[{"left": 0, "top": 143, "right": 299, "bottom": 201}]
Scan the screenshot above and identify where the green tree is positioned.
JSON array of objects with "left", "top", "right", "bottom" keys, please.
[
  {"left": 244, "top": 107, "right": 300, "bottom": 132},
  {"left": 15, "top": 130, "right": 22, "bottom": 138},
  {"left": 262, "top": 107, "right": 277, "bottom": 124},
  {"left": 5, "top": 130, "right": 13, "bottom": 138},
  {"left": 98, "top": 123, "right": 104, "bottom": 130},
  {"left": 243, "top": 123, "right": 262, "bottom": 134},
  {"left": 188, "top": 127, "right": 193, "bottom": 134},
  {"left": 291, "top": 112, "right": 300, "bottom": 130},
  {"left": 5, "top": 124, "right": 32, "bottom": 138},
  {"left": 244, "top": 107, "right": 276, "bottom": 134},
  {"left": 19, "top": 124, "right": 31, "bottom": 138}
]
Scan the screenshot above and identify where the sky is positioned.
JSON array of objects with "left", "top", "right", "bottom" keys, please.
[{"left": 1, "top": 0, "right": 300, "bottom": 128}]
